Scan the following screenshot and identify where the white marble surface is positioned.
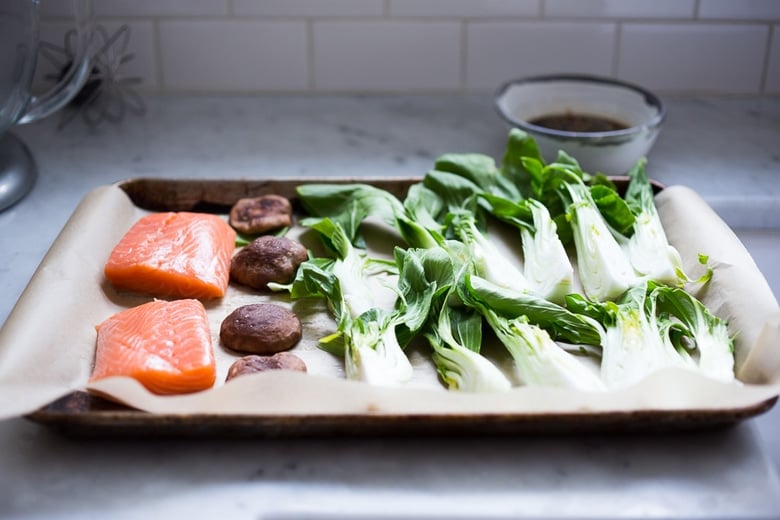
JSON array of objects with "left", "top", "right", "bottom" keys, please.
[
  {"left": 2, "top": 415, "right": 780, "bottom": 519},
  {"left": 1, "top": 95, "right": 780, "bottom": 519}
]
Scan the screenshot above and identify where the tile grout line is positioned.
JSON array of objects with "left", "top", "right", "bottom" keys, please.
[
  {"left": 759, "top": 24, "right": 774, "bottom": 94},
  {"left": 460, "top": 20, "right": 467, "bottom": 90},
  {"left": 152, "top": 18, "right": 165, "bottom": 93},
  {"left": 307, "top": 19, "right": 316, "bottom": 91},
  {"left": 613, "top": 21, "right": 623, "bottom": 78},
  {"left": 47, "top": 13, "right": 779, "bottom": 24}
]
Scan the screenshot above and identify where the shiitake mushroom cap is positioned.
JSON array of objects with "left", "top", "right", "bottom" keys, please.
[
  {"left": 229, "top": 195, "right": 293, "bottom": 235},
  {"left": 230, "top": 235, "right": 308, "bottom": 290},
  {"left": 220, "top": 303, "right": 302, "bottom": 354},
  {"left": 225, "top": 352, "right": 307, "bottom": 381}
]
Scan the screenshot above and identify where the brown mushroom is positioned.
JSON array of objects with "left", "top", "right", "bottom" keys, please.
[
  {"left": 230, "top": 235, "right": 308, "bottom": 290},
  {"left": 229, "top": 195, "right": 293, "bottom": 235},
  {"left": 220, "top": 303, "right": 302, "bottom": 354},
  {"left": 225, "top": 352, "right": 307, "bottom": 382}
]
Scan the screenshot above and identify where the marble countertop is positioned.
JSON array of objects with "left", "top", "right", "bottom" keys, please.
[{"left": 1, "top": 95, "right": 779, "bottom": 519}]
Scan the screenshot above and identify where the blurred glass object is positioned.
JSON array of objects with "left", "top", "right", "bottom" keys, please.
[{"left": 0, "top": 0, "right": 93, "bottom": 212}]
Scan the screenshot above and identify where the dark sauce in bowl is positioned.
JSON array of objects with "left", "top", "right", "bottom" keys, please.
[{"left": 529, "top": 113, "right": 629, "bottom": 133}]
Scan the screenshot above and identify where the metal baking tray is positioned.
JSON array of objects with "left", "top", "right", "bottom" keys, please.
[{"left": 22, "top": 177, "right": 778, "bottom": 437}]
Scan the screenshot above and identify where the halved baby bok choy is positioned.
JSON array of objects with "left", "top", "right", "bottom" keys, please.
[
  {"left": 283, "top": 128, "right": 736, "bottom": 392},
  {"left": 651, "top": 283, "right": 735, "bottom": 382},
  {"left": 274, "top": 217, "right": 413, "bottom": 386},
  {"left": 566, "top": 282, "right": 698, "bottom": 389},
  {"left": 481, "top": 194, "right": 573, "bottom": 304},
  {"left": 395, "top": 245, "right": 512, "bottom": 392},
  {"left": 418, "top": 169, "right": 532, "bottom": 295},
  {"left": 622, "top": 159, "right": 712, "bottom": 287},
  {"left": 342, "top": 308, "right": 414, "bottom": 386},
  {"left": 554, "top": 169, "right": 640, "bottom": 302},
  {"left": 447, "top": 208, "right": 531, "bottom": 295},
  {"left": 462, "top": 274, "right": 603, "bottom": 348},
  {"left": 461, "top": 274, "right": 605, "bottom": 391}
]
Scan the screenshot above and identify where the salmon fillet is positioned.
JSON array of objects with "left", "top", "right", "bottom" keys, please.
[
  {"left": 104, "top": 212, "right": 236, "bottom": 300},
  {"left": 90, "top": 299, "right": 216, "bottom": 394}
]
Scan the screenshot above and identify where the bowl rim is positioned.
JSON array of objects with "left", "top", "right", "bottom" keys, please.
[{"left": 494, "top": 74, "right": 666, "bottom": 140}]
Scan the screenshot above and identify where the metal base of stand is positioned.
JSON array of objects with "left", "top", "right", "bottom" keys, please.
[{"left": 0, "top": 133, "right": 36, "bottom": 212}]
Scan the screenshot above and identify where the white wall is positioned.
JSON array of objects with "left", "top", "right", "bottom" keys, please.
[{"left": 38, "top": 0, "right": 780, "bottom": 95}]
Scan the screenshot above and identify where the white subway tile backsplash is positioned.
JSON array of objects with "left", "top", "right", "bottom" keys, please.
[
  {"left": 699, "top": 0, "right": 780, "bottom": 21},
  {"left": 37, "top": 0, "right": 780, "bottom": 94},
  {"left": 158, "top": 21, "right": 308, "bottom": 91},
  {"left": 618, "top": 24, "right": 768, "bottom": 93},
  {"left": 545, "top": 0, "right": 695, "bottom": 19},
  {"left": 389, "top": 0, "right": 540, "bottom": 18},
  {"left": 232, "top": 0, "right": 384, "bottom": 17},
  {"left": 465, "top": 22, "right": 615, "bottom": 90},
  {"left": 37, "top": 20, "right": 158, "bottom": 90},
  {"left": 766, "top": 26, "right": 780, "bottom": 93},
  {"left": 313, "top": 21, "right": 461, "bottom": 91}
]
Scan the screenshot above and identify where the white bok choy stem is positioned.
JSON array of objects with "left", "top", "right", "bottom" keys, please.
[
  {"left": 567, "top": 282, "right": 697, "bottom": 390},
  {"left": 623, "top": 159, "right": 696, "bottom": 286},
  {"left": 520, "top": 199, "right": 573, "bottom": 304},
  {"left": 461, "top": 274, "right": 605, "bottom": 392},
  {"left": 344, "top": 309, "right": 414, "bottom": 386},
  {"left": 486, "top": 311, "right": 605, "bottom": 391},
  {"left": 427, "top": 304, "right": 513, "bottom": 392},
  {"left": 290, "top": 218, "right": 413, "bottom": 387},
  {"left": 651, "top": 283, "right": 735, "bottom": 383},
  {"left": 478, "top": 194, "right": 573, "bottom": 305},
  {"left": 448, "top": 209, "right": 531, "bottom": 295},
  {"left": 563, "top": 181, "right": 639, "bottom": 302}
]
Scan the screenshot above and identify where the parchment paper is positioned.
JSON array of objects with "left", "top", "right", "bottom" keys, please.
[{"left": 0, "top": 183, "right": 778, "bottom": 420}]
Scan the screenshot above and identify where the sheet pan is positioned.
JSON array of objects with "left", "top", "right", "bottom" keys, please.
[{"left": 1, "top": 177, "right": 778, "bottom": 437}]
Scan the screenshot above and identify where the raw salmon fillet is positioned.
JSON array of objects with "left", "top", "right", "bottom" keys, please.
[
  {"left": 90, "top": 299, "right": 216, "bottom": 394},
  {"left": 105, "top": 212, "right": 236, "bottom": 299}
]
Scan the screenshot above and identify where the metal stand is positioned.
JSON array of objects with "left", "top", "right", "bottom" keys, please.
[{"left": 0, "top": 133, "right": 36, "bottom": 212}]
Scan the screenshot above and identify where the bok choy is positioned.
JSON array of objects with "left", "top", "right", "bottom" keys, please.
[
  {"left": 558, "top": 174, "right": 639, "bottom": 302},
  {"left": 276, "top": 217, "right": 413, "bottom": 386},
  {"left": 481, "top": 194, "right": 573, "bottom": 304},
  {"left": 566, "top": 282, "right": 700, "bottom": 389},
  {"left": 652, "top": 283, "right": 735, "bottom": 382},
  {"left": 447, "top": 208, "right": 531, "bottom": 295},
  {"left": 396, "top": 245, "right": 512, "bottom": 392},
  {"left": 622, "top": 159, "right": 712, "bottom": 287},
  {"left": 461, "top": 274, "right": 605, "bottom": 391},
  {"left": 282, "top": 128, "right": 735, "bottom": 392}
]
